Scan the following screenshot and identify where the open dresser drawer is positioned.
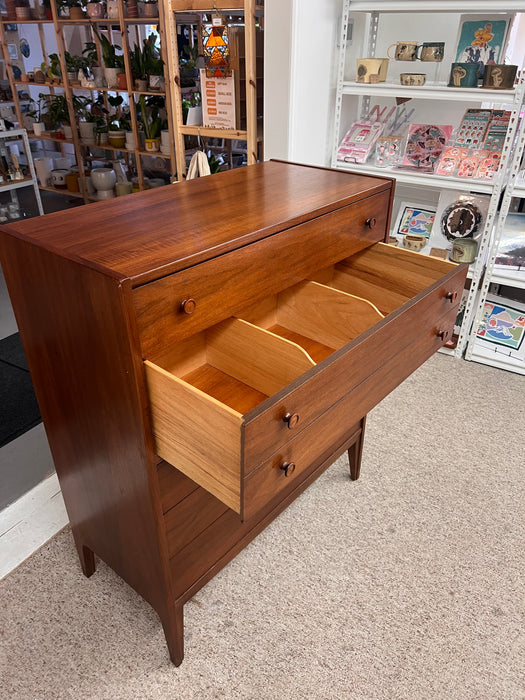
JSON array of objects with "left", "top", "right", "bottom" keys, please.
[{"left": 143, "top": 242, "right": 467, "bottom": 519}]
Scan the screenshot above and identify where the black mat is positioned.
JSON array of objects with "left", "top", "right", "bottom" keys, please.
[{"left": 0, "top": 333, "right": 41, "bottom": 448}]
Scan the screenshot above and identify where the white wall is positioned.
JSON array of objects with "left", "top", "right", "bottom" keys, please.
[{"left": 264, "top": 0, "right": 340, "bottom": 166}]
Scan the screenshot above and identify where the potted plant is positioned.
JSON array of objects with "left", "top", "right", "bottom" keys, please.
[
  {"left": 142, "top": 32, "right": 164, "bottom": 91},
  {"left": 107, "top": 95, "right": 127, "bottom": 148},
  {"left": 129, "top": 42, "right": 147, "bottom": 91},
  {"left": 27, "top": 93, "right": 48, "bottom": 135},
  {"left": 185, "top": 91, "right": 201, "bottom": 125},
  {"left": 179, "top": 44, "right": 199, "bottom": 88},
  {"left": 137, "top": 94, "right": 162, "bottom": 151},
  {"left": 46, "top": 93, "right": 84, "bottom": 138},
  {"left": 64, "top": 51, "right": 90, "bottom": 84},
  {"left": 41, "top": 53, "right": 62, "bottom": 84},
  {"left": 56, "top": 0, "right": 85, "bottom": 19},
  {"left": 91, "top": 29, "right": 123, "bottom": 88}
]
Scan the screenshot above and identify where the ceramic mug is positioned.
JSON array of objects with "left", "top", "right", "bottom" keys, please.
[
  {"left": 448, "top": 62, "right": 479, "bottom": 88},
  {"left": 417, "top": 42, "right": 445, "bottom": 62},
  {"left": 356, "top": 58, "right": 389, "bottom": 83},
  {"left": 482, "top": 64, "right": 518, "bottom": 90},
  {"left": 387, "top": 41, "right": 418, "bottom": 61}
]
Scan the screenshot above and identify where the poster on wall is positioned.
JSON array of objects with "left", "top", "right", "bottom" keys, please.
[{"left": 493, "top": 212, "right": 525, "bottom": 284}]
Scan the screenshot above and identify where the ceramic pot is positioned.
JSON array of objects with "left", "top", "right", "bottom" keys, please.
[
  {"left": 356, "top": 58, "right": 389, "bottom": 84},
  {"left": 91, "top": 167, "right": 116, "bottom": 191},
  {"left": 450, "top": 238, "right": 478, "bottom": 263},
  {"left": 65, "top": 172, "right": 80, "bottom": 192},
  {"left": 117, "top": 72, "right": 127, "bottom": 90},
  {"left": 125, "top": 132, "right": 135, "bottom": 149},
  {"left": 482, "top": 64, "right": 518, "bottom": 90},
  {"left": 148, "top": 74, "right": 164, "bottom": 91},
  {"left": 186, "top": 106, "right": 202, "bottom": 125},
  {"left": 143, "top": 1, "right": 157, "bottom": 17},
  {"left": 106, "top": 0, "right": 119, "bottom": 17},
  {"left": 144, "top": 137, "right": 160, "bottom": 152},
  {"left": 115, "top": 181, "right": 133, "bottom": 196},
  {"left": 417, "top": 42, "right": 445, "bottom": 62},
  {"left": 34, "top": 157, "right": 53, "bottom": 186},
  {"left": 448, "top": 62, "right": 478, "bottom": 88},
  {"left": 86, "top": 1, "right": 104, "bottom": 18},
  {"left": 135, "top": 78, "right": 148, "bottom": 92},
  {"left": 79, "top": 121, "right": 95, "bottom": 142},
  {"left": 51, "top": 169, "right": 70, "bottom": 189},
  {"left": 108, "top": 130, "right": 126, "bottom": 148},
  {"left": 32, "top": 122, "right": 45, "bottom": 136},
  {"left": 63, "top": 125, "right": 73, "bottom": 139},
  {"left": 400, "top": 73, "right": 426, "bottom": 86},
  {"left": 69, "top": 5, "right": 84, "bottom": 19},
  {"left": 104, "top": 67, "right": 119, "bottom": 89}
]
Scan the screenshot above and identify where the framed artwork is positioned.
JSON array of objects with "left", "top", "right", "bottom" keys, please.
[
  {"left": 454, "top": 15, "right": 514, "bottom": 76},
  {"left": 474, "top": 293, "right": 525, "bottom": 364},
  {"left": 493, "top": 212, "right": 525, "bottom": 283},
  {"left": 393, "top": 202, "right": 436, "bottom": 244},
  {"left": 7, "top": 43, "right": 18, "bottom": 60}
]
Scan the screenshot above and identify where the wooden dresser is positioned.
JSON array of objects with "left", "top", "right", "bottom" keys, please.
[{"left": 0, "top": 161, "right": 466, "bottom": 665}]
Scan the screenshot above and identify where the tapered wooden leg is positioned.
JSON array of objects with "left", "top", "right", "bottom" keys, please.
[
  {"left": 72, "top": 532, "right": 96, "bottom": 577},
  {"left": 161, "top": 603, "right": 185, "bottom": 666},
  {"left": 348, "top": 416, "right": 367, "bottom": 481}
]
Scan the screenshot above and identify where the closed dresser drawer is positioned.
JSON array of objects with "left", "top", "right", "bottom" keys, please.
[
  {"left": 142, "top": 243, "right": 467, "bottom": 518},
  {"left": 133, "top": 191, "right": 390, "bottom": 356}
]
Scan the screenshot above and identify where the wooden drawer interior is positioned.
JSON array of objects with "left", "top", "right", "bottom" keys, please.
[
  {"left": 144, "top": 243, "right": 460, "bottom": 516},
  {"left": 311, "top": 242, "right": 457, "bottom": 315}
]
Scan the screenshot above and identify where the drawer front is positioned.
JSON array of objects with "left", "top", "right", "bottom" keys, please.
[
  {"left": 243, "top": 304, "right": 459, "bottom": 519},
  {"left": 243, "top": 263, "right": 466, "bottom": 471},
  {"left": 134, "top": 191, "right": 390, "bottom": 356}
]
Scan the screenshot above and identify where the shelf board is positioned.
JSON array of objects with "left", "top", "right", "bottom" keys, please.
[
  {"left": 490, "top": 270, "right": 525, "bottom": 290},
  {"left": 0, "top": 17, "right": 53, "bottom": 23},
  {"left": 333, "top": 161, "right": 496, "bottom": 193},
  {"left": 180, "top": 125, "right": 248, "bottom": 139},
  {"left": 468, "top": 349, "right": 525, "bottom": 375},
  {"left": 28, "top": 132, "right": 73, "bottom": 144},
  {"left": 0, "top": 177, "right": 35, "bottom": 191},
  {"left": 171, "top": 0, "right": 245, "bottom": 9},
  {"left": 346, "top": 1, "right": 525, "bottom": 12},
  {"left": 341, "top": 81, "right": 519, "bottom": 105},
  {"left": 512, "top": 186, "right": 525, "bottom": 199},
  {"left": 39, "top": 185, "right": 84, "bottom": 198}
]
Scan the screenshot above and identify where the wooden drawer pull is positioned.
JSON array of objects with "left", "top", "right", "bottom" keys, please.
[
  {"left": 181, "top": 298, "right": 197, "bottom": 315},
  {"left": 365, "top": 217, "right": 377, "bottom": 229},
  {"left": 280, "top": 461, "right": 296, "bottom": 477},
  {"left": 437, "top": 329, "right": 449, "bottom": 341},
  {"left": 445, "top": 291, "right": 458, "bottom": 303},
  {"left": 283, "top": 412, "right": 300, "bottom": 430}
]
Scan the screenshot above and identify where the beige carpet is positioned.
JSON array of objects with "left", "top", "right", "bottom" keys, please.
[{"left": 1, "top": 354, "right": 524, "bottom": 700}]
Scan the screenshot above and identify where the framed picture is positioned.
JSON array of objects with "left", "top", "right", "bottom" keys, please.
[
  {"left": 454, "top": 15, "right": 514, "bottom": 76},
  {"left": 473, "top": 293, "right": 525, "bottom": 365},
  {"left": 493, "top": 212, "right": 525, "bottom": 283},
  {"left": 7, "top": 43, "right": 18, "bottom": 60},
  {"left": 393, "top": 202, "right": 436, "bottom": 244}
]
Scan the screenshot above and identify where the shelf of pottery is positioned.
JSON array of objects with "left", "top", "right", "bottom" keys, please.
[
  {"left": 0, "top": 0, "right": 176, "bottom": 204},
  {"left": 331, "top": 0, "right": 525, "bottom": 357}
]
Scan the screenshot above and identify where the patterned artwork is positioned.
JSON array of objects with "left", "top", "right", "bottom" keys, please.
[
  {"left": 202, "top": 24, "right": 231, "bottom": 78},
  {"left": 401, "top": 124, "right": 453, "bottom": 170},
  {"left": 476, "top": 299, "right": 525, "bottom": 350}
]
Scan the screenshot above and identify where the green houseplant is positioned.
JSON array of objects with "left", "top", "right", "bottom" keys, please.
[
  {"left": 27, "top": 93, "right": 48, "bottom": 135},
  {"left": 138, "top": 94, "right": 162, "bottom": 151}
]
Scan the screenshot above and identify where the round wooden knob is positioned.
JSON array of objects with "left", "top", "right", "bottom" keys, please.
[
  {"left": 280, "top": 461, "right": 296, "bottom": 477},
  {"left": 445, "top": 291, "right": 458, "bottom": 303},
  {"left": 181, "top": 298, "right": 196, "bottom": 315},
  {"left": 365, "top": 217, "right": 377, "bottom": 229},
  {"left": 283, "top": 412, "right": 300, "bottom": 430},
  {"left": 437, "top": 329, "right": 449, "bottom": 341}
]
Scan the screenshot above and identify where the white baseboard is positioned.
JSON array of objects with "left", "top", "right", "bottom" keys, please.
[{"left": 0, "top": 473, "right": 68, "bottom": 580}]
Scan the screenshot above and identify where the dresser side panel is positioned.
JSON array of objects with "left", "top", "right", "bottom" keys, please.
[{"left": 0, "top": 233, "right": 171, "bottom": 614}]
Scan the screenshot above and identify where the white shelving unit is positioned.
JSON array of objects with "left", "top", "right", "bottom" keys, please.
[
  {"left": 465, "top": 105, "right": 525, "bottom": 374},
  {"left": 331, "top": 0, "right": 525, "bottom": 358},
  {"left": 0, "top": 128, "right": 44, "bottom": 218}
]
